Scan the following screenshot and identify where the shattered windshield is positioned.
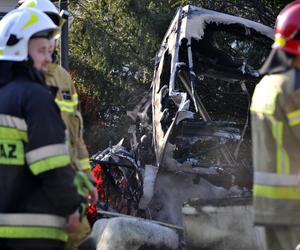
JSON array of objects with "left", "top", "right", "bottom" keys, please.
[
  {"left": 186, "top": 22, "right": 272, "bottom": 120},
  {"left": 212, "top": 28, "right": 270, "bottom": 70},
  {"left": 190, "top": 22, "right": 271, "bottom": 79}
]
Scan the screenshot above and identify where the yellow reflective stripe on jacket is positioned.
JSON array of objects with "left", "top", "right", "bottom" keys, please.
[
  {"left": 271, "top": 119, "right": 290, "bottom": 175},
  {"left": 26, "top": 143, "right": 69, "bottom": 164},
  {"left": 55, "top": 93, "right": 78, "bottom": 113},
  {"left": 254, "top": 184, "right": 300, "bottom": 200},
  {"left": 0, "top": 115, "right": 27, "bottom": 165},
  {"left": 287, "top": 109, "right": 300, "bottom": 126},
  {"left": 72, "top": 93, "right": 78, "bottom": 102},
  {"left": 0, "top": 226, "right": 67, "bottom": 242},
  {"left": 0, "top": 140, "right": 24, "bottom": 165},
  {"left": 80, "top": 158, "right": 91, "bottom": 170},
  {"left": 0, "top": 115, "right": 28, "bottom": 142},
  {"left": 0, "top": 127, "right": 28, "bottom": 142},
  {"left": 56, "top": 105, "right": 75, "bottom": 113},
  {"left": 29, "top": 155, "right": 70, "bottom": 175}
]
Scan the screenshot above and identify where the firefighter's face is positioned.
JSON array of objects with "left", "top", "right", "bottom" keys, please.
[{"left": 28, "top": 38, "right": 52, "bottom": 73}]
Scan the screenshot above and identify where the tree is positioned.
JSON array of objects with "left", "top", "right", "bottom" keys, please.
[{"left": 68, "top": 0, "right": 290, "bottom": 152}]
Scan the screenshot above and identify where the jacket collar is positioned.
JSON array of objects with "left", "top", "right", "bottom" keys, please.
[
  {"left": 0, "top": 61, "right": 13, "bottom": 86},
  {"left": 12, "top": 61, "right": 46, "bottom": 85}
]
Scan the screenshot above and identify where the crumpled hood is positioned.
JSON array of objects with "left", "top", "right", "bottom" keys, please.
[{"left": 0, "top": 61, "right": 13, "bottom": 86}]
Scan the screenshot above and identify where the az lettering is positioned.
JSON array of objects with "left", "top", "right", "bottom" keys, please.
[
  {"left": 0, "top": 144, "right": 17, "bottom": 159},
  {"left": 8, "top": 144, "right": 17, "bottom": 159},
  {"left": 0, "top": 144, "right": 7, "bottom": 158}
]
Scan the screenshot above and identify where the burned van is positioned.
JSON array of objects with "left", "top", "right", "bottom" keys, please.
[
  {"left": 152, "top": 5, "right": 273, "bottom": 189},
  {"left": 90, "top": 5, "right": 274, "bottom": 250},
  {"left": 148, "top": 5, "right": 273, "bottom": 250}
]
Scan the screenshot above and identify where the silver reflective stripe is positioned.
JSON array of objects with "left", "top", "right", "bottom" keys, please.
[
  {"left": 0, "top": 115, "right": 27, "bottom": 131},
  {"left": 0, "top": 214, "right": 66, "bottom": 228},
  {"left": 254, "top": 172, "right": 300, "bottom": 186},
  {"left": 26, "top": 143, "right": 69, "bottom": 164}
]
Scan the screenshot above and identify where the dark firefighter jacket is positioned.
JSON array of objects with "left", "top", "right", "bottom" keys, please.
[
  {"left": 251, "top": 66, "right": 300, "bottom": 226},
  {"left": 0, "top": 62, "right": 82, "bottom": 246}
]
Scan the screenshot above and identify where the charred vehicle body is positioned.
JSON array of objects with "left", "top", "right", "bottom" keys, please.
[
  {"left": 147, "top": 5, "right": 274, "bottom": 250},
  {"left": 89, "top": 5, "right": 274, "bottom": 250},
  {"left": 152, "top": 5, "right": 273, "bottom": 188}
]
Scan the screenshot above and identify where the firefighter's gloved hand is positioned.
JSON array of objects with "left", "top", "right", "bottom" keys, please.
[
  {"left": 65, "top": 210, "right": 80, "bottom": 233},
  {"left": 82, "top": 169, "right": 98, "bottom": 204},
  {"left": 83, "top": 169, "right": 97, "bottom": 185},
  {"left": 73, "top": 171, "right": 94, "bottom": 199}
]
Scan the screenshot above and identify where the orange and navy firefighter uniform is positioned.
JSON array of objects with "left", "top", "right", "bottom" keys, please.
[
  {"left": 0, "top": 61, "right": 84, "bottom": 249},
  {"left": 46, "top": 63, "right": 94, "bottom": 250}
]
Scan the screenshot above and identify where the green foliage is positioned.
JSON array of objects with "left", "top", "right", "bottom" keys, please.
[
  {"left": 68, "top": 0, "right": 291, "bottom": 151},
  {"left": 69, "top": 1, "right": 171, "bottom": 120}
]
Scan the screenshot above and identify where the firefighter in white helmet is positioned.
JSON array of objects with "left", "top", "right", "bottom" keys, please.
[
  {"left": 18, "top": 1, "right": 98, "bottom": 249},
  {"left": 18, "top": 0, "right": 64, "bottom": 27},
  {"left": 0, "top": 7, "right": 85, "bottom": 250}
]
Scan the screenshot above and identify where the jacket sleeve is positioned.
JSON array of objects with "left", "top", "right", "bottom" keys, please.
[
  {"left": 279, "top": 84, "right": 300, "bottom": 139},
  {"left": 23, "top": 84, "right": 83, "bottom": 216},
  {"left": 70, "top": 110, "right": 91, "bottom": 171},
  {"left": 65, "top": 78, "right": 91, "bottom": 171},
  {"left": 47, "top": 65, "right": 92, "bottom": 172}
]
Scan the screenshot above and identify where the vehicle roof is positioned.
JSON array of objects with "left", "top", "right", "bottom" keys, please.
[{"left": 162, "top": 5, "right": 274, "bottom": 55}]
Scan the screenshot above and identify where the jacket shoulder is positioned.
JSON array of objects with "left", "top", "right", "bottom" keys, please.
[
  {"left": 46, "top": 64, "right": 72, "bottom": 89},
  {"left": 20, "top": 79, "right": 54, "bottom": 100},
  {"left": 261, "top": 70, "right": 291, "bottom": 87},
  {"left": 251, "top": 71, "right": 292, "bottom": 115}
]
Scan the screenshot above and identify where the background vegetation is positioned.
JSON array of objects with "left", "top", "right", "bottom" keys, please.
[{"left": 67, "top": 0, "right": 292, "bottom": 153}]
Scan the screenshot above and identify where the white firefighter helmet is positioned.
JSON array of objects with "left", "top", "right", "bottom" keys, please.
[
  {"left": 0, "top": 8, "right": 59, "bottom": 61},
  {"left": 18, "top": 0, "right": 65, "bottom": 27}
]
